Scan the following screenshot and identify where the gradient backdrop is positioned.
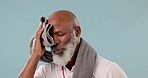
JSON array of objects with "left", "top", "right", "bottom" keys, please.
[{"left": 0, "top": 0, "right": 148, "bottom": 78}]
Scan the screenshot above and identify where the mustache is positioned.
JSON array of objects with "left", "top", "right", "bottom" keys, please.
[{"left": 51, "top": 44, "right": 64, "bottom": 50}]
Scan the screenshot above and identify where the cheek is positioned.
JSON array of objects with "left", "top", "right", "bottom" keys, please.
[{"left": 60, "top": 34, "right": 71, "bottom": 45}]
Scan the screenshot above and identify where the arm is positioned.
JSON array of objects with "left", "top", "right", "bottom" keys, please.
[{"left": 18, "top": 22, "right": 45, "bottom": 78}]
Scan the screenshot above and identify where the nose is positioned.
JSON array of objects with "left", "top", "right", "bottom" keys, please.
[{"left": 53, "top": 35, "right": 60, "bottom": 45}]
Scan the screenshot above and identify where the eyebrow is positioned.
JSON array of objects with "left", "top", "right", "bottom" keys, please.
[{"left": 52, "top": 30, "right": 62, "bottom": 35}]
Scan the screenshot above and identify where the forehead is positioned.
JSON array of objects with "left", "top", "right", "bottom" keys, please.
[{"left": 48, "top": 18, "right": 72, "bottom": 33}]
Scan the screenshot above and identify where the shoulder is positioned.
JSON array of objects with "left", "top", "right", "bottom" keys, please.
[
  {"left": 93, "top": 55, "right": 128, "bottom": 78},
  {"left": 93, "top": 56, "right": 113, "bottom": 75}
]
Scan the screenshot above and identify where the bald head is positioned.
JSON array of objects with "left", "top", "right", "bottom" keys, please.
[{"left": 48, "top": 10, "right": 80, "bottom": 27}]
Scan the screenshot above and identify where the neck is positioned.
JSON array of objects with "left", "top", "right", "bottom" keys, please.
[{"left": 66, "top": 38, "right": 81, "bottom": 70}]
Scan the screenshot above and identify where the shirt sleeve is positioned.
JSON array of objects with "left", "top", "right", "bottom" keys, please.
[
  {"left": 34, "top": 65, "right": 46, "bottom": 78},
  {"left": 107, "top": 63, "right": 128, "bottom": 78}
]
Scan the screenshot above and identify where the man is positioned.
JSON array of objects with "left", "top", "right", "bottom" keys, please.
[{"left": 18, "top": 10, "right": 128, "bottom": 78}]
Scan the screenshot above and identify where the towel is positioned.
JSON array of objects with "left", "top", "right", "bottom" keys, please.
[
  {"left": 40, "top": 17, "right": 54, "bottom": 47},
  {"left": 29, "top": 17, "right": 54, "bottom": 62},
  {"left": 72, "top": 38, "right": 97, "bottom": 78}
]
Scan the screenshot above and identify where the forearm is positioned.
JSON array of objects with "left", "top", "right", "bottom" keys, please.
[
  {"left": 18, "top": 54, "right": 40, "bottom": 78},
  {"left": 18, "top": 20, "right": 45, "bottom": 78}
]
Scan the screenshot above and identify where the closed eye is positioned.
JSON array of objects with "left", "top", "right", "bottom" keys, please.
[{"left": 57, "top": 33, "right": 66, "bottom": 36}]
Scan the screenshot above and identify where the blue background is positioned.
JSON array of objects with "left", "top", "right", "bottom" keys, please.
[{"left": 0, "top": 0, "right": 148, "bottom": 78}]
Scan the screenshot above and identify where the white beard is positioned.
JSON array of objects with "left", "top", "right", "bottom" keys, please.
[{"left": 52, "top": 31, "right": 79, "bottom": 66}]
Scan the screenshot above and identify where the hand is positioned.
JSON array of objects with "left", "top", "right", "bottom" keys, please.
[
  {"left": 31, "top": 22, "right": 45, "bottom": 58},
  {"left": 18, "top": 22, "right": 45, "bottom": 78}
]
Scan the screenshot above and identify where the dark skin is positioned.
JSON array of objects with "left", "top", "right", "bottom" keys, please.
[
  {"left": 18, "top": 10, "right": 81, "bottom": 78},
  {"left": 48, "top": 10, "right": 81, "bottom": 70}
]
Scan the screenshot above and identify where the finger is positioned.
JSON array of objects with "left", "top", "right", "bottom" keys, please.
[
  {"left": 36, "top": 27, "right": 44, "bottom": 39},
  {"left": 37, "top": 21, "right": 43, "bottom": 32},
  {"left": 36, "top": 21, "right": 44, "bottom": 36},
  {"left": 38, "top": 16, "right": 45, "bottom": 31}
]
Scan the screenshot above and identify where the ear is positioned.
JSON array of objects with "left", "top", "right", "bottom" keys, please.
[{"left": 74, "top": 26, "right": 81, "bottom": 37}]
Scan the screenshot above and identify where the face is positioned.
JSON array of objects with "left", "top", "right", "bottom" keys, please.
[
  {"left": 52, "top": 30, "right": 79, "bottom": 66},
  {"left": 48, "top": 18, "right": 74, "bottom": 55},
  {"left": 47, "top": 17, "right": 80, "bottom": 66}
]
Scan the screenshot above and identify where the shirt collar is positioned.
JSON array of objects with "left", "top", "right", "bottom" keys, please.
[
  {"left": 54, "top": 63, "right": 75, "bottom": 72},
  {"left": 54, "top": 64, "right": 62, "bottom": 71}
]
